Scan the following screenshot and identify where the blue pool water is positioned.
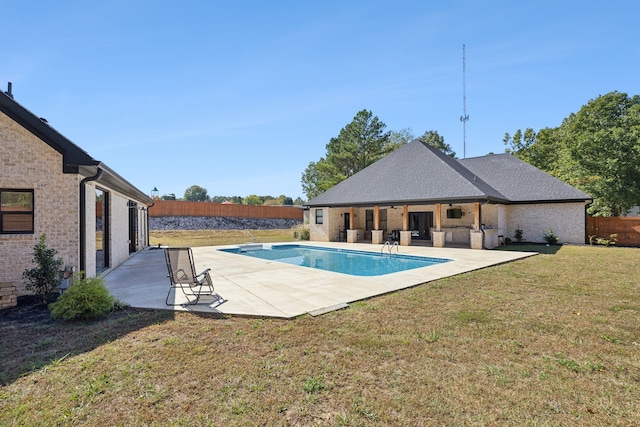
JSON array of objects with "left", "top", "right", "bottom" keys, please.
[{"left": 219, "top": 244, "right": 451, "bottom": 277}]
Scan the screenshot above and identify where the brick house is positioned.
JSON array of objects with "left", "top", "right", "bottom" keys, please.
[
  {"left": 0, "top": 85, "right": 152, "bottom": 308},
  {"left": 306, "top": 140, "right": 592, "bottom": 249}
]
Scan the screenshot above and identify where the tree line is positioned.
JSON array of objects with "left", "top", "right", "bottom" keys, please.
[
  {"left": 504, "top": 91, "right": 640, "bottom": 216},
  {"left": 168, "top": 92, "right": 638, "bottom": 215},
  {"left": 302, "top": 92, "right": 639, "bottom": 217},
  {"left": 162, "top": 186, "right": 303, "bottom": 206}
]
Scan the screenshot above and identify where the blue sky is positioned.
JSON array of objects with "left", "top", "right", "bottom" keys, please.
[{"left": 3, "top": 1, "right": 639, "bottom": 201}]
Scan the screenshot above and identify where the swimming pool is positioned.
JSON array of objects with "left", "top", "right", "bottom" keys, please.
[{"left": 219, "top": 244, "right": 451, "bottom": 277}]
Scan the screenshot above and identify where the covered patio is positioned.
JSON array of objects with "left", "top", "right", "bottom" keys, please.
[
  {"left": 325, "top": 201, "right": 495, "bottom": 250},
  {"left": 306, "top": 140, "right": 592, "bottom": 249}
]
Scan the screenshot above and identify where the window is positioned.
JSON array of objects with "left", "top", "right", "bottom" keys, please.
[
  {"left": 1, "top": 189, "right": 34, "bottom": 234},
  {"left": 315, "top": 209, "right": 323, "bottom": 224},
  {"left": 365, "top": 209, "right": 387, "bottom": 231}
]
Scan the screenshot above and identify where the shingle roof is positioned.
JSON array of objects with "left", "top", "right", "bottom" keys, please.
[
  {"left": 307, "top": 140, "right": 591, "bottom": 207},
  {"left": 459, "top": 153, "right": 591, "bottom": 203}
]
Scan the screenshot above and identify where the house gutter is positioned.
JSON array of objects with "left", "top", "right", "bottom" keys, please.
[{"left": 79, "top": 167, "right": 103, "bottom": 273}]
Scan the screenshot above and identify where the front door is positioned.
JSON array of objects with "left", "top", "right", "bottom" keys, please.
[{"left": 409, "top": 212, "right": 434, "bottom": 240}]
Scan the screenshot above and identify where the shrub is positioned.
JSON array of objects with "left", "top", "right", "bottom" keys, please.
[
  {"left": 589, "top": 234, "right": 617, "bottom": 247},
  {"left": 543, "top": 229, "right": 559, "bottom": 244},
  {"left": 23, "top": 234, "right": 64, "bottom": 303},
  {"left": 292, "top": 225, "right": 310, "bottom": 240},
  {"left": 504, "top": 237, "right": 512, "bottom": 245},
  {"left": 514, "top": 227, "right": 523, "bottom": 242},
  {"left": 49, "top": 274, "right": 115, "bottom": 320}
]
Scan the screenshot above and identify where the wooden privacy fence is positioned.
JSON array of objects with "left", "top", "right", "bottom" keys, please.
[
  {"left": 148, "top": 200, "right": 304, "bottom": 220},
  {"left": 586, "top": 216, "right": 640, "bottom": 247}
]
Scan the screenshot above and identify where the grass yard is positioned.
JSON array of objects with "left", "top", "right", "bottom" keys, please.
[{"left": 1, "top": 236, "right": 639, "bottom": 425}]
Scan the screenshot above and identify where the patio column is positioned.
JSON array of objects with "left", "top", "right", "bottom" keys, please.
[
  {"left": 400, "top": 205, "right": 411, "bottom": 246},
  {"left": 349, "top": 206, "right": 355, "bottom": 229},
  {"left": 374, "top": 205, "right": 380, "bottom": 230},
  {"left": 433, "top": 203, "right": 445, "bottom": 248},
  {"left": 346, "top": 206, "right": 359, "bottom": 243},
  {"left": 372, "top": 205, "right": 383, "bottom": 244},
  {"left": 473, "top": 202, "right": 481, "bottom": 231},
  {"left": 470, "top": 202, "right": 484, "bottom": 250},
  {"left": 402, "top": 205, "right": 409, "bottom": 230}
]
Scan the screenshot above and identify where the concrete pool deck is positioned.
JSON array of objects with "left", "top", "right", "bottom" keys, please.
[{"left": 103, "top": 242, "right": 536, "bottom": 318}]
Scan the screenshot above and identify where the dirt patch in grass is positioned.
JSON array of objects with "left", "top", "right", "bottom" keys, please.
[{"left": 1, "top": 245, "right": 639, "bottom": 425}]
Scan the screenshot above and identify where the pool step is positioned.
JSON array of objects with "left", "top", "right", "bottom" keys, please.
[{"left": 239, "top": 243, "right": 265, "bottom": 252}]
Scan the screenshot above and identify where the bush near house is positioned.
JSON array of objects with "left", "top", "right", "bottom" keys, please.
[
  {"left": 22, "top": 234, "right": 63, "bottom": 304},
  {"left": 543, "top": 229, "right": 559, "bottom": 244},
  {"left": 49, "top": 274, "right": 115, "bottom": 321}
]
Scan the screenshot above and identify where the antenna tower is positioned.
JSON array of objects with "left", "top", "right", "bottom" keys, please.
[{"left": 460, "top": 44, "right": 469, "bottom": 158}]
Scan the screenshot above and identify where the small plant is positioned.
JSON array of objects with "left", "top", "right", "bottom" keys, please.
[
  {"left": 589, "top": 234, "right": 617, "bottom": 247},
  {"left": 49, "top": 273, "right": 115, "bottom": 320},
  {"left": 514, "top": 227, "right": 523, "bottom": 242},
  {"left": 504, "top": 237, "right": 512, "bottom": 245},
  {"left": 425, "top": 330, "right": 442, "bottom": 343},
  {"left": 303, "top": 375, "right": 326, "bottom": 394},
  {"left": 543, "top": 228, "right": 558, "bottom": 244},
  {"left": 23, "top": 234, "right": 64, "bottom": 303}
]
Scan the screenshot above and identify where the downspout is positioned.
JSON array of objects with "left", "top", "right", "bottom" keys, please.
[
  {"left": 79, "top": 168, "right": 103, "bottom": 273},
  {"left": 146, "top": 201, "right": 155, "bottom": 246}
]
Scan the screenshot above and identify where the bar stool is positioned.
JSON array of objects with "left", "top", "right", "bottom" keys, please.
[{"left": 498, "top": 235, "right": 505, "bottom": 246}]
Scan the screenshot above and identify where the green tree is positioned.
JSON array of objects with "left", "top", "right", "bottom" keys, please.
[
  {"left": 388, "top": 127, "right": 415, "bottom": 148},
  {"left": 301, "top": 109, "right": 392, "bottom": 199},
  {"left": 243, "top": 194, "right": 262, "bottom": 205},
  {"left": 419, "top": 130, "right": 456, "bottom": 158},
  {"left": 566, "top": 92, "right": 640, "bottom": 216},
  {"left": 293, "top": 197, "right": 305, "bottom": 205},
  {"left": 22, "top": 234, "right": 64, "bottom": 303},
  {"left": 504, "top": 91, "right": 640, "bottom": 216},
  {"left": 183, "top": 185, "right": 209, "bottom": 202}
]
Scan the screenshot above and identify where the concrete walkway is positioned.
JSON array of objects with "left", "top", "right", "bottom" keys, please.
[{"left": 103, "top": 242, "right": 536, "bottom": 318}]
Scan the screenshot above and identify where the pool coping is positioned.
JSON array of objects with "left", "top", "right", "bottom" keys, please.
[{"left": 103, "top": 242, "right": 536, "bottom": 319}]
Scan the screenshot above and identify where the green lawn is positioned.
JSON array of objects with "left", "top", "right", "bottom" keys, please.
[{"left": 1, "top": 241, "right": 638, "bottom": 426}]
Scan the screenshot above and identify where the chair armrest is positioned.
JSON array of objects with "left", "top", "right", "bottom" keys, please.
[{"left": 196, "top": 268, "right": 211, "bottom": 277}]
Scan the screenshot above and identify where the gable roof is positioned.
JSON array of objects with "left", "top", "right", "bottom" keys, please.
[
  {"left": 0, "top": 90, "right": 152, "bottom": 204},
  {"left": 307, "top": 140, "right": 591, "bottom": 207},
  {"left": 458, "top": 153, "right": 590, "bottom": 203}
]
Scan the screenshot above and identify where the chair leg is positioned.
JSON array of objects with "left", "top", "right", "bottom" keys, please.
[{"left": 166, "top": 285, "right": 199, "bottom": 306}]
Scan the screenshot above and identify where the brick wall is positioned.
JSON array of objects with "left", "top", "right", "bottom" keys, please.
[
  {"left": 0, "top": 282, "right": 17, "bottom": 309},
  {"left": 507, "top": 202, "right": 587, "bottom": 244},
  {"left": 1, "top": 111, "right": 80, "bottom": 299}
]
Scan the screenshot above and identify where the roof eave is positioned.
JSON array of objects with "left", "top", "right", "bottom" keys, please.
[
  {"left": 79, "top": 164, "right": 153, "bottom": 205},
  {"left": 306, "top": 195, "right": 510, "bottom": 208}
]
